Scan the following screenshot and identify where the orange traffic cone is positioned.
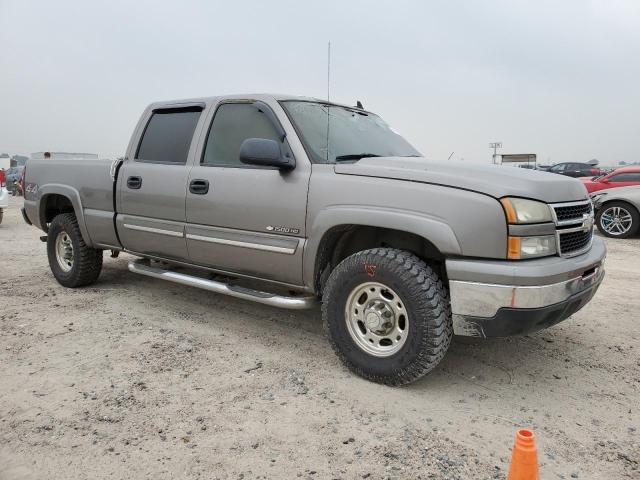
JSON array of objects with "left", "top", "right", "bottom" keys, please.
[{"left": 507, "top": 429, "right": 539, "bottom": 480}]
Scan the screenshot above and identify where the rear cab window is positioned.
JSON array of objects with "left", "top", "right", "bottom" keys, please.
[{"left": 136, "top": 106, "right": 203, "bottom": 164}]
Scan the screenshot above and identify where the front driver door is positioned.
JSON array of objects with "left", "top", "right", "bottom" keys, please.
[
  {"left": 606, "top": 172, "right": 640, "bottom": 189},
  {"left": 185, "top": 100, "right": 311, "bottom": 286}
]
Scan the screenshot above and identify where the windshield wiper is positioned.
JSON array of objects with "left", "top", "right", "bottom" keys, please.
[{"left": 334, "top": 153, "right": 381, "bottom": 162}]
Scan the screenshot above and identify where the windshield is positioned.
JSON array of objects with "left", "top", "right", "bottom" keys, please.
[{"left": 281, "top": 101, "right": 421, "bottom": 163}]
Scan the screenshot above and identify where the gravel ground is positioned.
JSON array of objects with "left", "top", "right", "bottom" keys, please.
[{"left": 0, "top": 196, "right": 638, "bottom": 479}]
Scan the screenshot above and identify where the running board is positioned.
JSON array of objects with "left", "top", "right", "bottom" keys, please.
[{"left": 128, "top": 259, "right": 316, "bottom": 310}]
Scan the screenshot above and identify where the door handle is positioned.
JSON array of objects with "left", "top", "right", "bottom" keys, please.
[
  {"left": 127, "top": 176, "right": 142, "bottom": 189},
  {"left": 189, "top": 179, "right": 209, "bottom": 195}
]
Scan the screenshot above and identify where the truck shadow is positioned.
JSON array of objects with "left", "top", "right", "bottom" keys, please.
[{"left": 98, "top": 256, "right": 588, "bottom": 393}]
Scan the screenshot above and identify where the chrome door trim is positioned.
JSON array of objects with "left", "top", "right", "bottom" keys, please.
[
  {"left": 185, "top": 233, "right": 296, "bottom": 255},
  {"left": 124, "top": 223, "right": 184, "bottom": 238}
]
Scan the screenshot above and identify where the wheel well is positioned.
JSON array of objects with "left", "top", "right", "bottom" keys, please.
[
  {"left": 314, "top": 225, "right": 446, "bottom": 294},
  {"left": 598, "top": 200, "right": 639, "bottom": 215},
  {"left": 41, "top": 194, "right": 75, "bottom": 227}
]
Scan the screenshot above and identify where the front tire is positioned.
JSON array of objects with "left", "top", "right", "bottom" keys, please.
[
  {"left": 47, "top": 213, "right": 103, "bottom": 287},
  {"left": 596, "top": 201, "right": 639, "bottom": 238},
  {"left": 322, "top": 248, "right": 452, "bottom": 386}
]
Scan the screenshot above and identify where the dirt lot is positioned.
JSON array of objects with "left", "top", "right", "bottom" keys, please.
[{"left": 0, "top": 196, "right": 638, "bottom": 479}]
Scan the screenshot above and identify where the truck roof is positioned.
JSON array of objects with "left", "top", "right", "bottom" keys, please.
[{"left": 148, "top": 93, "right": 368, "bottom": 112}]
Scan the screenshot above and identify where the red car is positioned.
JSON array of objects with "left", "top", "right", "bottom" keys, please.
[{"left": 580, "top": 166, "right": 640, "bottom": 193}]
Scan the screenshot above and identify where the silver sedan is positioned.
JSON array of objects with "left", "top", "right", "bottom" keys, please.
[{"left": 591, "top": 186, "right": 640, "bottom": 238}]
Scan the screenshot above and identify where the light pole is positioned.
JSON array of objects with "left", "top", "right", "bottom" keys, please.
[{"left": 489, "top": 142, "right": 502, "bottom": 164}]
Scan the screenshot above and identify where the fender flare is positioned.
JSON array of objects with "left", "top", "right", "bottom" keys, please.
[
  {"left": 303, "top": 205, "right": 462, "bottom": 287},
  {"left": 37, "top": 184, "right": 94, "bottom": 247}
]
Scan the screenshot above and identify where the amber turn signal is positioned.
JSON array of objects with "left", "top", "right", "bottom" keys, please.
[
  {"left": 507, "top": 236, "right": 521, "bottom": 260},
  {"left": 501, "top": 198, "right": 518, "bottom": 224}
]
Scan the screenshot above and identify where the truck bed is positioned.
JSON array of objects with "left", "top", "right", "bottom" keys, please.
[{"left": 23, "top": 157, "right": 119, "bottom": 248}]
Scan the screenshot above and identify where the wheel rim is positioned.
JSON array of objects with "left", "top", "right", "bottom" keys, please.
[
  {"left": 600, "top": 206, "right": 633, "bottom": 236},
  {"left": 55, "top": 231, "right": 74, "bottom": 272},
  {"left": 345, "top": 282, "right": 408, "bottom": 357}
]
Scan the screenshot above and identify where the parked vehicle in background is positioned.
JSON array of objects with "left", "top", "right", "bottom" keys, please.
[
  {"left": 536, "top": 165, "right": 551, "bottom": 171},
  {"left": 0, "top": 169, "right": 8, "bottom": 224},
  {"left": 21, "top": 93, "right": 606, "bottom": 385},
  {"left": 591, "top": 186, "right": 640, "bottom": 238},
  {"left": 546, "top": 162, "right": 602, "bottom": 178},
  {"left": 0, "top": 153, "right": 10, "bottom": 171},
  {"left": 580, "top": 166, "right": 640, "bottom": 194},
  {"left": 5, "top": 166, "right": 25, "bottom": 194}
]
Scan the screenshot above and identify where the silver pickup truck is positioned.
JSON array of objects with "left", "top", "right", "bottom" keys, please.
[{"left": 22, "top": 94, "right": 605, "bottom": 385}]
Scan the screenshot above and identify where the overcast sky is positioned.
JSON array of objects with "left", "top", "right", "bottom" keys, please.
[{"left": 1, "top": 0, "right": 638, "bottom": 164}]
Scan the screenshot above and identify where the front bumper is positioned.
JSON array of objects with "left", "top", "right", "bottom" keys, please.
[{"left": 447, "top": 237, "right": 606, "bottom": 337}]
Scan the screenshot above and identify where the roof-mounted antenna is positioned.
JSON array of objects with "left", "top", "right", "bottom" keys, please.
[
  {"left": 327, "top": 41, "right": 331, "bottom": 102},
  {"left": 356, "top": 100, "right": 363, "bottom": 109},
  {"left": 326, "top": 41, "right": 331, "bottom": 162}
]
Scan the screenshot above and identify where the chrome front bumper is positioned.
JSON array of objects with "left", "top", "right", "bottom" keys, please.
[{"left": 447, "top": 237, "right": 606, "bottom": 337}]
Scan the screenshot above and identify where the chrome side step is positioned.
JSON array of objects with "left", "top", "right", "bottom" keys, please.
[{"left": 128, "top": 259, "right": 316, "bottom": 310}]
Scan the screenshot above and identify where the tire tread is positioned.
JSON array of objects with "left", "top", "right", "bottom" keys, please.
[
  {"left": 47, "top": 213, "right": 102, "bottom": 287},
  {"left": 322, "top": 248, "right": 452, "bottom": 386}
]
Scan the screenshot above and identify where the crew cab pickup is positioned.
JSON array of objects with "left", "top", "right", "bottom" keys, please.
[{"left": 22, "top": 94, "right": 606, "bottom": 385}]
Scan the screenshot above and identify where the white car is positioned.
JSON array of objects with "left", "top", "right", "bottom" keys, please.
[{"left": 0, "top": 169, "right": 9, "bottom": 224}]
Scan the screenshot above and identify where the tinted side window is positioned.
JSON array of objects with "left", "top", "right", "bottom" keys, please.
[
  {"left": 136, "top": 108, "right": 202, "bottom": 164},
  {"left": 609, "top": 173, "right": 640, "bottom": 182},
  {"left": 202, "top": 103, "right": 285, "bottom": 167},
  {"left": 550, "top": 164, "right": 565, "bottom": 172}
]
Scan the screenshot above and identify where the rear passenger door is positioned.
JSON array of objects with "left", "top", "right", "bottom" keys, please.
[
  {"left": 116, "top": 105, "right": 204, "bottom": 261},
  {"left": 185, "top": 100, "right": 311, "bottom": 286},
  {"left": 568, "top": 163, "right": 587, "bottom": 177}
]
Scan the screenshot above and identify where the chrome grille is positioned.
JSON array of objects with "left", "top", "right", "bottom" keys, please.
[
  {"left": 559, "top": 229, "right": 592, "bottom": 254},
  {"left": 552, "top": 201, "right": 593, "bottom": 224},
  {"left": 550, "top": 200, "right": 594, "bottom": 257}
]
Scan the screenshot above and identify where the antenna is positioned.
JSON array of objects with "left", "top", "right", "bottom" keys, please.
[
  {"left": 327, "top": 41, "right": 331, "bottom": 101},
  {"left": 447, "top": 151, "right": 455, "bottom": 161},
  {"left": 326, "top": 41, "right": 331, "bottom": 162}
]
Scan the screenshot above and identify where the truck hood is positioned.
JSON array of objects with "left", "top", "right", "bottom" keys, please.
[{"left": 334, "top": 157, "right": 588, "bottom": 203}]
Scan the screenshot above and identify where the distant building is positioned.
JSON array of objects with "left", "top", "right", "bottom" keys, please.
[{"left": 11, "top": 155, "right": 29, "bottom": 167}]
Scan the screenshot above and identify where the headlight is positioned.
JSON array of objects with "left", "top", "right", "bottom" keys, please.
[
  {"left": 590, "top": 192, "right": 607, "bottom": 208},
  {"left": 507, "top": 235, "right": 557, "bottom": 259},
  {"left": 500, "top": 197, "right": 553, "bottom": 224},
  {"left": 501, "top": 198, "right": 556, "bottom": 259}
]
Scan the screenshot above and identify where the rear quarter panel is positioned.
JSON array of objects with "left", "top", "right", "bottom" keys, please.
[{"left": 24, "top": 158, "right": 117, "bottom": 247}]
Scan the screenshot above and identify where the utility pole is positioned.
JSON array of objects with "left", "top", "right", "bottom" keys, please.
[{"left": 489, "top": 142, "right": 502, "bottom": 164}]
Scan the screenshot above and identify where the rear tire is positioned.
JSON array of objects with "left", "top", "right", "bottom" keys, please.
[
  {"left": 47, "top": 213, "right": 103, "bottom": 287},
  {"left": 596, "top": 201, "right": 639, "bottom": 238},
  {"left": 322, "top": 248, "right": 452, "bottom": 386}
]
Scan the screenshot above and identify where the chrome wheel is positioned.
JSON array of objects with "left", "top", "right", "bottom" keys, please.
[
  {"left": 345, "top": 282, "right": 408, "bottom": 357},
  {"left": 600, "top": 206, "right": 633, "bottom": 236},
  {"left": 55, "top": 231, "right": 74, "bottom": 272}
]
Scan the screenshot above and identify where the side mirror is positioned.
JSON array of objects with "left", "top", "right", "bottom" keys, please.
[{"left": 239, "top": 138, "right": 295, "bottom": 170}]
